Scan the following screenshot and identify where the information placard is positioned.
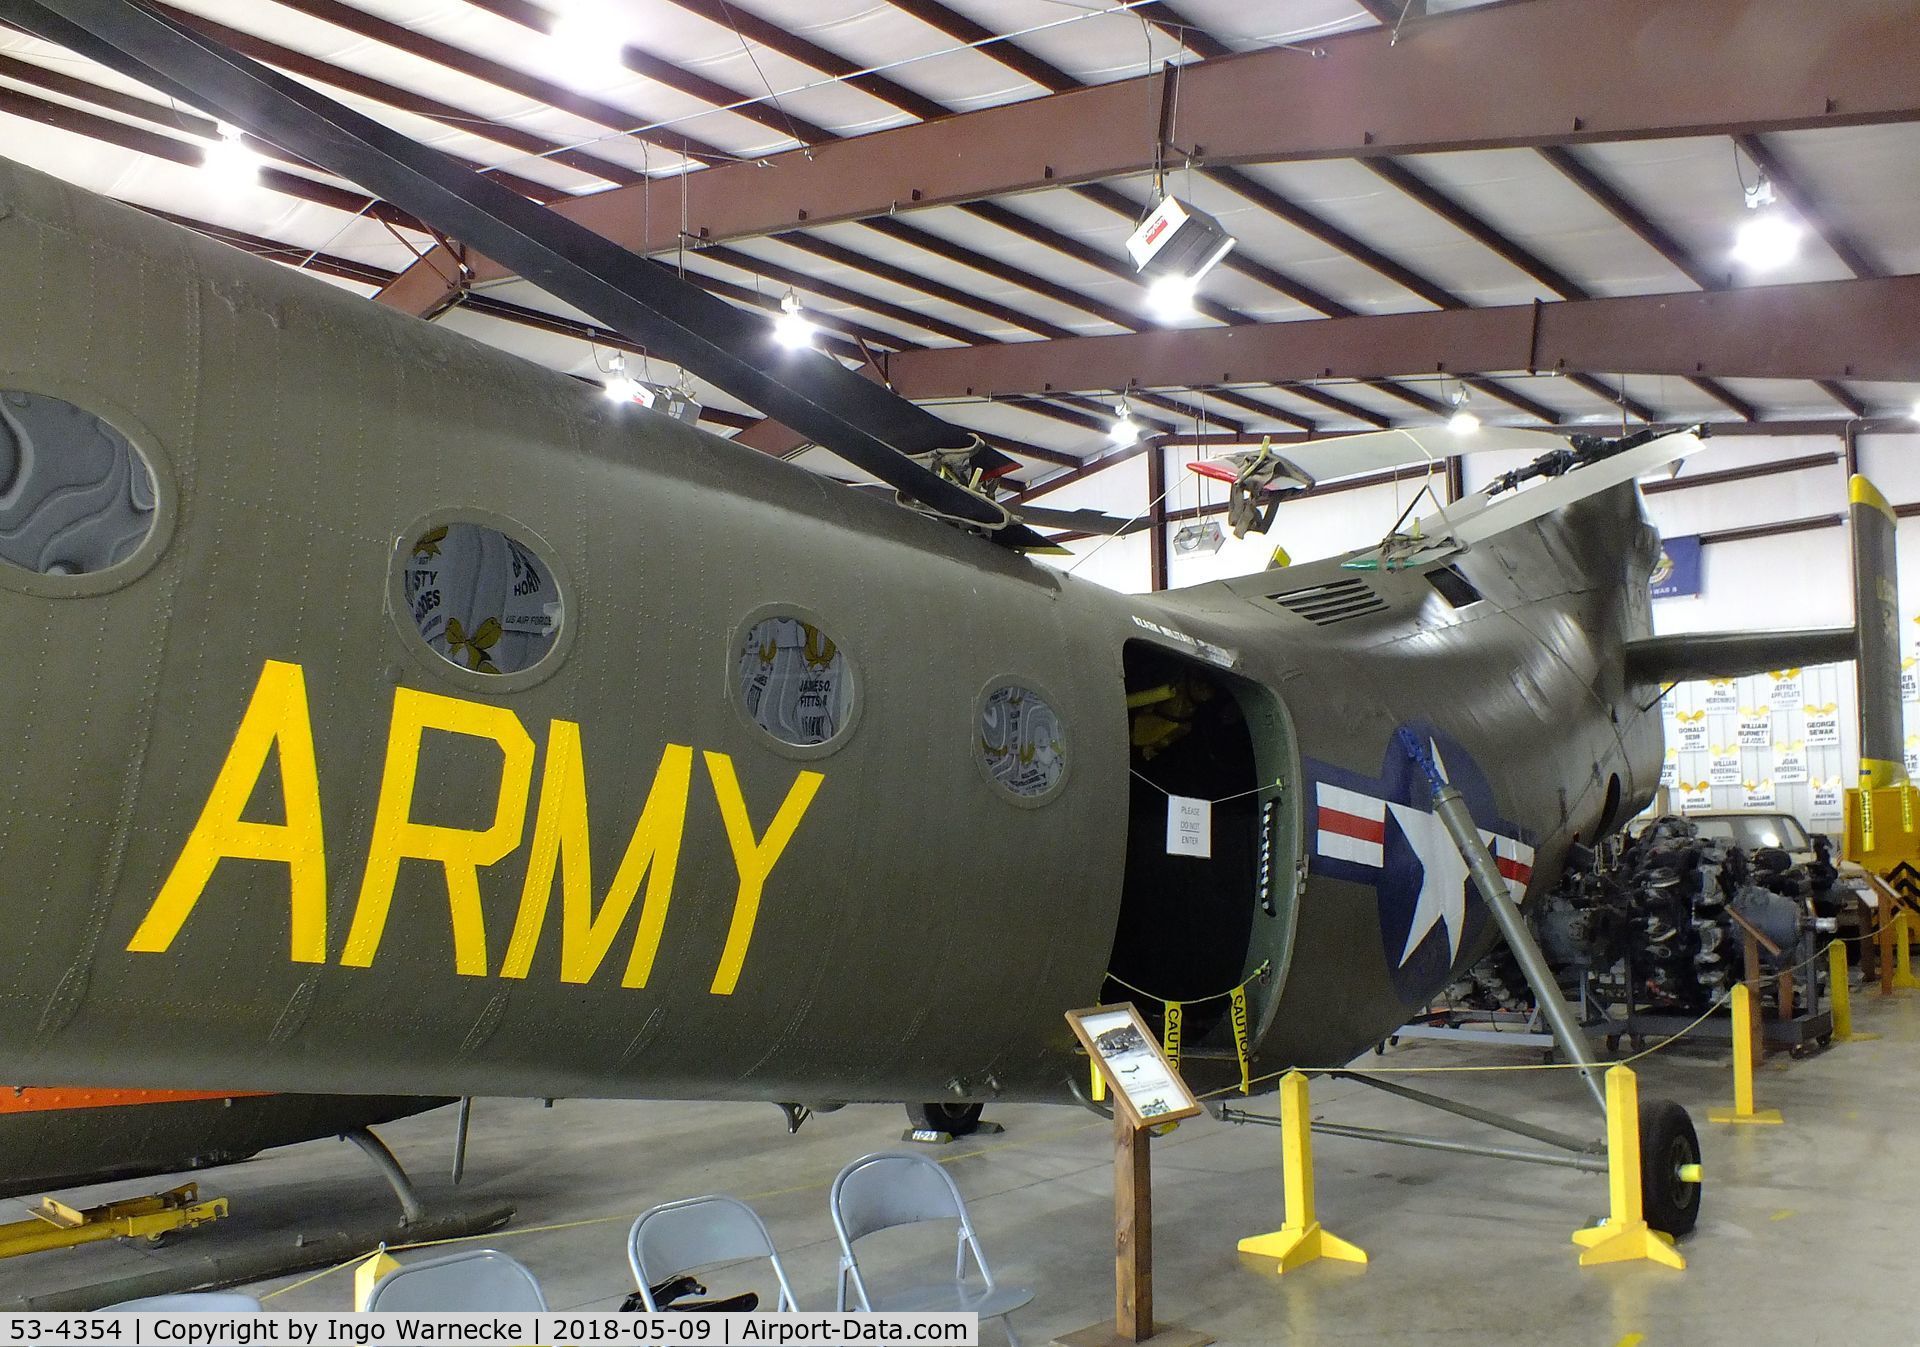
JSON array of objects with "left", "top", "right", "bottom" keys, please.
[{"left": 1066, "top": 1003, "right": 1202, "bottom": 1128}]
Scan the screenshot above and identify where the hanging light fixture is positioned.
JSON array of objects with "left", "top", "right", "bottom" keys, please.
[
  {"left": 1732, "top": 174, "right": 1802, "bottom": 272},
  {"left": 1127, "top": 195, "right": 1236, "bottom": 323},
  {"left": 201, "top": 123, "right": 262, "bottom": 189},
  {"left": 773, "top": 292, "right": 817, "bottom": 349},
  {"left": 1108, "top": 399, "right": 1141, "bottom": 446},
  {"left": 547, "top": 3, "right": 631, "bottom": 82},
  {"left": 1448, "top": 387, "right": 1480, "bottom": 435},
  {"left": 602, "top": 352, "right": 640, "bottom": 403}
]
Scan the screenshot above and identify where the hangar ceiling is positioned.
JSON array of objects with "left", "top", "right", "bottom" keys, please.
[{"left": 1, "top": 0, "right": 1915, "bottom": 496}]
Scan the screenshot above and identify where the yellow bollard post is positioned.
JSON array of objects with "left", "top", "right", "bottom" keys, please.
[
  {"left": 1237, "top": 1071, "right": 1367, "bottom": 1274},
  {"left": 1572, "top": 1065, "right": 1688, "bottom": 1269},
  {"left": 1090, "top": 1056, "right": 1106, "bottom": 1103},
  {"left": 1708, "top": 984, "right": 1783, "bottom": 1125},
  {"left": 1827, "top": 940, "right": 1876, "bottom": 1043},
  {"left": 1829, "top": 940, "right": 1853, "bottom": 1040},
  {"left": 1893, "top": 910, "right": 1920, "bottom": 991},
  {"left": 354, "top": 1246, "right": 402, "bottom": 1310}
]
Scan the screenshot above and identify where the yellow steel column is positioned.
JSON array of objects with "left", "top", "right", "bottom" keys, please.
[
  {"left": 1237, "top": 1072, "right": 1366, "bottom": 1274},
  {"left": 1573, "top": 1066, "right": 1688, "bottom": 1269},
  {"left": 1709, "top": 984, "right": 1783, "bottom": 1125},
  {"left": 1894, "top": 910, "right": 1920, "bottom": 990}
]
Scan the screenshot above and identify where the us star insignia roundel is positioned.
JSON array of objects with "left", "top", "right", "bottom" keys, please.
[{"left": 1307, "top": 727, "right": 1535, "bottom": 1003}]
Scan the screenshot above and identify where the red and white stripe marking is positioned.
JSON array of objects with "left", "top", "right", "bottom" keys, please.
[
  {"left": 1316, "top": 782, "right": 1386, "bottom": 867},
  {"left": 1316, "top": 782, "right": 1535, "bottom": 897}
]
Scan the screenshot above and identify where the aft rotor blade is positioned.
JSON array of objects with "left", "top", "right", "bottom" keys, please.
[{"left": 8, "top": 0, "right": 1051, "bottom": 548}]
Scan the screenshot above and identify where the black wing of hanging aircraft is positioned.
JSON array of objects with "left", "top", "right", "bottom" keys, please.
[{"left": 7, "top": 0, "right": 1054, "bottom": 550}]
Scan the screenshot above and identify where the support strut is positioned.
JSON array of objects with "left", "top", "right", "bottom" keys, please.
[
  {"left": 1396, "top": 729, "right": 1608, "bottom": 1114},
  {"left": 345, "top": 1127, "right": 427, "bottom": 1226}
]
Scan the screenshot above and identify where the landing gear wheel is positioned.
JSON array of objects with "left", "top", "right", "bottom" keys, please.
[
  {"left": 1640, "top": 1098, "right": 1702, "bottom": 1237},
  {"left": 906, "top": 1102, "right": 983, "bottom": 1136}
]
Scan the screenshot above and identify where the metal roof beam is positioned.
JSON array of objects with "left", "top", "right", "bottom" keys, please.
[
  {"left": 377, "top": 0, "right": 1920, "bottom": 313},
  {"left": 0, "top": 46, "right": 565, "bottom": 201},
  {"left": 886, "top": 274, "right": 1920, "bottom": 397},
  {"left": 267, "top": 0, "right": 725, "bottom": 165},
  {"left": 663, "top": 0, "right": 947, "bottom": 121},
  {"left": 1816, "top": 379, "right": 1868, "bottom": 418},
  {"left": 124, "top": 3, "right": 643, "bottom": 185},
  {"left": 1538, "top": 145, "right": 1723, "bottom": 290},
  {"left": 882, "top": 0, "right": 1075, "bottom": 93},
  {"left": 457, "top": 0, "right": 831, "bottom": 144},
  {"left": 0, "top": 80, "right": 418, "bottom": 225}
]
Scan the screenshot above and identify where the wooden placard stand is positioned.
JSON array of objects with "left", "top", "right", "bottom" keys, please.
[{"left": 1057, "top": 1005, "right": 1213, "bottom": 1347}]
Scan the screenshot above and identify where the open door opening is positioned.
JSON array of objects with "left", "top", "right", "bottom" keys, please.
[{"left": 1103, "top": 641, "right": 1298, "bottom": 1051}]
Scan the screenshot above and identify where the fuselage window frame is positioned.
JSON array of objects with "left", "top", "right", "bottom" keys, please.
[
  {"left": 974, "top": 677, "right": 1070, "bottom": 807},
  {"left": 0, "top": 384, "right": 176, "bottom": 598},
  {"left": 386, "top": 510, "right": 577, "bottom": 694},
  {"left": 728, "top": 604, "right": 860, "bottom": 759}
]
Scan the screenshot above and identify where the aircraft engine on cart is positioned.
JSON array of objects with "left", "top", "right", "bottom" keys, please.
[{"left": 1528, "top": 817, "right": 1839, "bottom": 1017}]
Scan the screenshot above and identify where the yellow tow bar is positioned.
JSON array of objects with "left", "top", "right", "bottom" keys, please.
[{"left": 0, "top": 1183, "right": 228, "bottom": 1259}]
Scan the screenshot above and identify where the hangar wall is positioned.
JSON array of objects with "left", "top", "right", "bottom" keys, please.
[{"left": 1042, "top": 430, "right": 1920, "bottom": 830}]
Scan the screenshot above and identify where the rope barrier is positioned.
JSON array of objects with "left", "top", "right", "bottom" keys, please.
[
  {"left": 1101, "top": 960, "right": 1270, "bottom": 1009},
  {"left": 1125, "top": 768, "right": 1283, "bottom": 809}
]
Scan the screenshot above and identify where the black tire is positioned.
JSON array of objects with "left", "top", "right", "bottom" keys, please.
[
  {"left": 905, "top": 1102, "right": 983, "bottom": 1135},
  {"left": 1639, "top": 1098, "right": 1702, "bottom": 1237}
]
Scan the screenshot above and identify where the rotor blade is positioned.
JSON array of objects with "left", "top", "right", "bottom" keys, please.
[
  {"left": 1418, "top": 429, "right": 1711, "bottom": 551},
  {"left": 1282, "top": 426, "right": 1569, "bottom": 490},
  {"left": 1013, "top": 505, "right": 1148, "bottom": 534},
  {"left": 8, "top": 0, "right": 1052, "bottom": 549}
]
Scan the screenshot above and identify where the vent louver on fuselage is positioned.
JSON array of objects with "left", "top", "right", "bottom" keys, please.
[{"left": 1264, "top": 575, "right": 1388, "bottom": 625}]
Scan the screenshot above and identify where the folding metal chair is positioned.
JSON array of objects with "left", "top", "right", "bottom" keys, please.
[
  {"left": 829, "top": 1152, "right": 1032, "bottom": 1344},
  {"left": 627, "top": 1194, "right": 799, "bottom": 1311},
  {"left": 364, "top": 1248, "right": 547, "bottom": 1311},
  {"left": 106, "top": 1293, "right": 262, "bottom": 1311}
]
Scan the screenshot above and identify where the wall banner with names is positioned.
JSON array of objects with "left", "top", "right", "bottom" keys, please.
[{"left": 1767, "top": 669, "right": 1803, "bottom": 710}]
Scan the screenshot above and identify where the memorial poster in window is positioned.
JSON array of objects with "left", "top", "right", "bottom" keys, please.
[
  {"left": 737, "top": 617, "right": 853, "bottom": 746},
  {"left": 404, "top": 522, "right": 563, "bottom": 675},
  {"left": 978, "top": 685, "right": 1066, "bottom": 799}
]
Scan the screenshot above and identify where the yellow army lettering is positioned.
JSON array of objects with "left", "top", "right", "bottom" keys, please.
[{"left": 132, "top": 662, "right": 824, "bottom": 994}]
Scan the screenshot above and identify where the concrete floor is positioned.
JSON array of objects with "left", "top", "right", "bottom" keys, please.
[{"left": 5, "top": 988, "right": 1919, "bottom": 1344}]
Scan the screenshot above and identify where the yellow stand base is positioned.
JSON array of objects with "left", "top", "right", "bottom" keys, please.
[
  {"left": 1707, "top": 1106, "right": 1783, "bottom": 1125},
  {"left": 1572, "top": 1219, "right": 1686, "bottom": 1270},
  {"left": 354, "top": 1248, "right": 402, "bottom": 1310},
  {"left": 1891, "top": 971, "right": 1920, "bottom": 991},
  {"left": 1237, "top": 1222, "right": 1368, "bottom": 1274}
]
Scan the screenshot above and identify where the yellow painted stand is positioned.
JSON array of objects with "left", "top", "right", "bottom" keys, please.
[
  {"left": 1237, "top": 1072, "right": 1367, "bottom": 1274},
  {"left": 354, "top": 1247, "right": 402, "bottom": 1310},
  {"left": 1572, "top": 1066, "right": 1689, "bottom": 1270},
  {"left": 1827, "top": 940, "right": 1877, "bottom": 1042},
  {"left": 1892, "top": 910, "right": 1920, "bottom": 991},
  {"left": 1708, "top": 984, "right": 1783, "bottom": 1125}
]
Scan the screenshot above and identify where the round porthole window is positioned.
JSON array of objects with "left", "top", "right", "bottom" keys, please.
[
  {"left": 736, "top": 616, "right": 853, "bottom": 746},
  {"left": 401, "top": 522, "right": 564, "bottom": 675},
  {"left": 978, "top": 684, "right": 1067, "bottom": 801},
  {"left": 0, "top": 390, "right": 158, "bottom": 578}
]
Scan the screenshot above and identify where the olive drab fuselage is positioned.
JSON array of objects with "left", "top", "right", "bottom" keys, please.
[{"left": 0, "top": 159, "right": 1666, "bottom": 1107}]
